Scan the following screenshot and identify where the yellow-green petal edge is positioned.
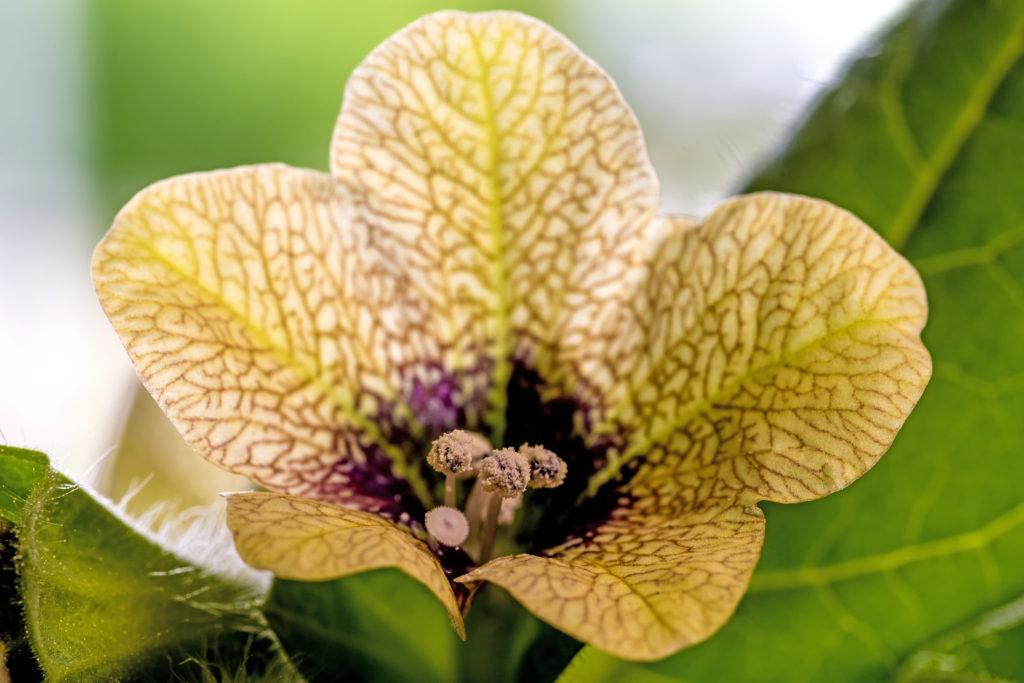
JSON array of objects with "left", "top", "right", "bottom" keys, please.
[{"left": 226, "top": 492, "right": 465, "bottom": 638}]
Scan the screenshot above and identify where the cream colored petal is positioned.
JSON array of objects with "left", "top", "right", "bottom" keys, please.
[
  {"left": 584, "top": 193, "right": 932, "bottom": 505},
  {"left": 92, "top": 164, "right": 433, "bottom": 516},
  {"left": 227, "top": 492, "right": 464, "bottom": 639},
  {"left": 331, "top": 11, "right": 659, "bottom": 441},
  {"left": 458, "top": 503, "right": 763, "bottom": 660}
]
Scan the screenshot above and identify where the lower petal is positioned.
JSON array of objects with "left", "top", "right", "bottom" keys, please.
[
  {"left": 457, "top": 503, "right": 764, "bottom": 660},
  {"left": 226, "top": 492, "right": 465, "bottom": 638}
]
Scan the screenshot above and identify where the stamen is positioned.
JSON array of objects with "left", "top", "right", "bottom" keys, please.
[
  {"left": 478, "top": 448, "right": 529, "bottom": 563},
  {"left": 460, "top": 443, "right": 567, "bottom": 564},
  {"left": 479, "top": 448, "right": 530, "bottom": 498},
  {"left": 427, "top": 430, "right": 491, "bottom": 506},
  {"left": 425, "top": 506, "right": 470, "bottom": 547},
  {"left": 520, "top": 444, "right": 568, "bottom": 489},
  {"left": 479, "top": 494, "right": 504, "bottom": 564},
  {"left": 498, "top": 493, "right": 522, "bottom": 525},
  {"left": 428, "top": 430, "right": 490, "bottom": 475}
]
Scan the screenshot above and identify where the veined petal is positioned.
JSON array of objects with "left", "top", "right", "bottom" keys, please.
[
  {"left": 331, "top": 11, "right": 659, "bottom": 442},
  {"left": 226, "top": 492, "right": 464, "bottom": 639},
  {"left": 92, "top": 164, "right": 433, "bottom": 517},
  {"left": 585, "top": 193, "right": 932, "bottom": 505},
  {"left": 458, "top": 504, "right": 763, "bottom": 660}
]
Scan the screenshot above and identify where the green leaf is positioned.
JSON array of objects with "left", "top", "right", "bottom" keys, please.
[
  {"left": 894, "top": 594, "right": 1024, "bottom": 682},
  {"left": 265, "top": 570, "right": 578, "bottom": 683},
  {"left": 750, "top": 0, "right": 1024, "bottom": 253},
  {"left": 0, "top": 446, "right": 48, "bottom": 524},
  {"left": 560, "top": 0, "right": 1024, "bottom": 680},
  {"left": 13, "top": 453, "right": 295, "bottom": 681},
  {"left": 265, "top": 570, "right": 460, "bottom": 683}
]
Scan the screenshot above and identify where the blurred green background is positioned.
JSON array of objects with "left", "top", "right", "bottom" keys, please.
[
  {"left": 0, "top": 0, "right": 909, "bottom": 519},
  {"left": 89, "top": 0, "right": 558, "bottom": 216}
]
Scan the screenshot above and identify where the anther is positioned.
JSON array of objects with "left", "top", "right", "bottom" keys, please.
[
  {"left": 479, "top": 448, "right": 530, "bottom": 498},
  {"left": 428, "top": 430, "right": 490, "bottom": 476},
  {"left": 428, "top": 430, "right": 491, "bottom": 507},
  {"left": 425, "top": 506, "right": 470, "bottom": 547},
  {"left": 477, "top": 448, "right": 530, "bottom": 563},
  {"left": 519, "top": 444, "right": 567, "bottom": 489}
]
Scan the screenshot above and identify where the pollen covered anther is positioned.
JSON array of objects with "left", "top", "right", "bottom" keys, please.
[
  {"left": 479, "top": 448, "right": 530, "bottom": 498},
  {"left": 427, "top": 430, "right": 490, "bottom": 476},
  {"left": 425, "top": 506, "right": 470, "bottom": 547},
  {"left": 475, "top": 448, "right": 531, "bottom": 564},
  {"left": 428, "top": 430, "right": 491, "bottom": 507},
  {"left": 519, "top": 444, "right": 567, "bottom": 489}
]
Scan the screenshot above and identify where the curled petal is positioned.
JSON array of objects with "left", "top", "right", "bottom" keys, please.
[
  {"left": 92, "top": 165, "right": 431, "bottom": 517},
  {"left": 332, "top": 11, "right": 659, "bottom": 440},
  {"left": 226, "top": 492, "right": 464, "bottom": 639},
  {"left": 584, "top": 194, "right": 932, "bottom": 505},
  {"left": 458, "top": 504, "right": 764, "bottom": 660}
]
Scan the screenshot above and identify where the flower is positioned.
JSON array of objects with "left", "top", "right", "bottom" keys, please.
[{"left": 91, "top": 11, "right": 931, "bottom": 661}]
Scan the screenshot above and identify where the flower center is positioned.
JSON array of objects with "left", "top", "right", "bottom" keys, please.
[{"left": 424, "top": 430, "right": 567, "bottom": 564}]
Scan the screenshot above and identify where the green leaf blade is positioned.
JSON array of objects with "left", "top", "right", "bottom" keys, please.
[
  {"left": 265, "top": 571, "right": 460, "bottom": 683},
  {"left": 895, "top": 594, "right": 1024, "bottom": 682},
  {"left": 265, "top": 569, "right": 578, "bottom": 683},
  {"left": 748, "top": 0, "right": 1024, "bottom": 250}
]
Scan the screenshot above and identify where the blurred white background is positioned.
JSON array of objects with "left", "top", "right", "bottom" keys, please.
[{"left": 0, "top": 0, "right": 910, "bottom": 482}]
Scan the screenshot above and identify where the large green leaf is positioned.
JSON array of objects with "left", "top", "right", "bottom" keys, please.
[
  {"left": 265, "top": 571, "right": 461, "bottom": 683},
  {"left": 894, "top": 593, "right": 1024, "bottom": 682},
  {"left": 264, "top": 570, "right": 578, "bottom": 683},
  {"left": 3, "top": 448, "right": 297, "bottom": 681},
  {"left": 560, "top": 0, "right": 1024, "bottom": 680}
]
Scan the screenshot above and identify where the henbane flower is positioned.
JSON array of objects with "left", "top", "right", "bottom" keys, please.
[{"left": 91, "top": 11, "right": 931, "bottom": 661}]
